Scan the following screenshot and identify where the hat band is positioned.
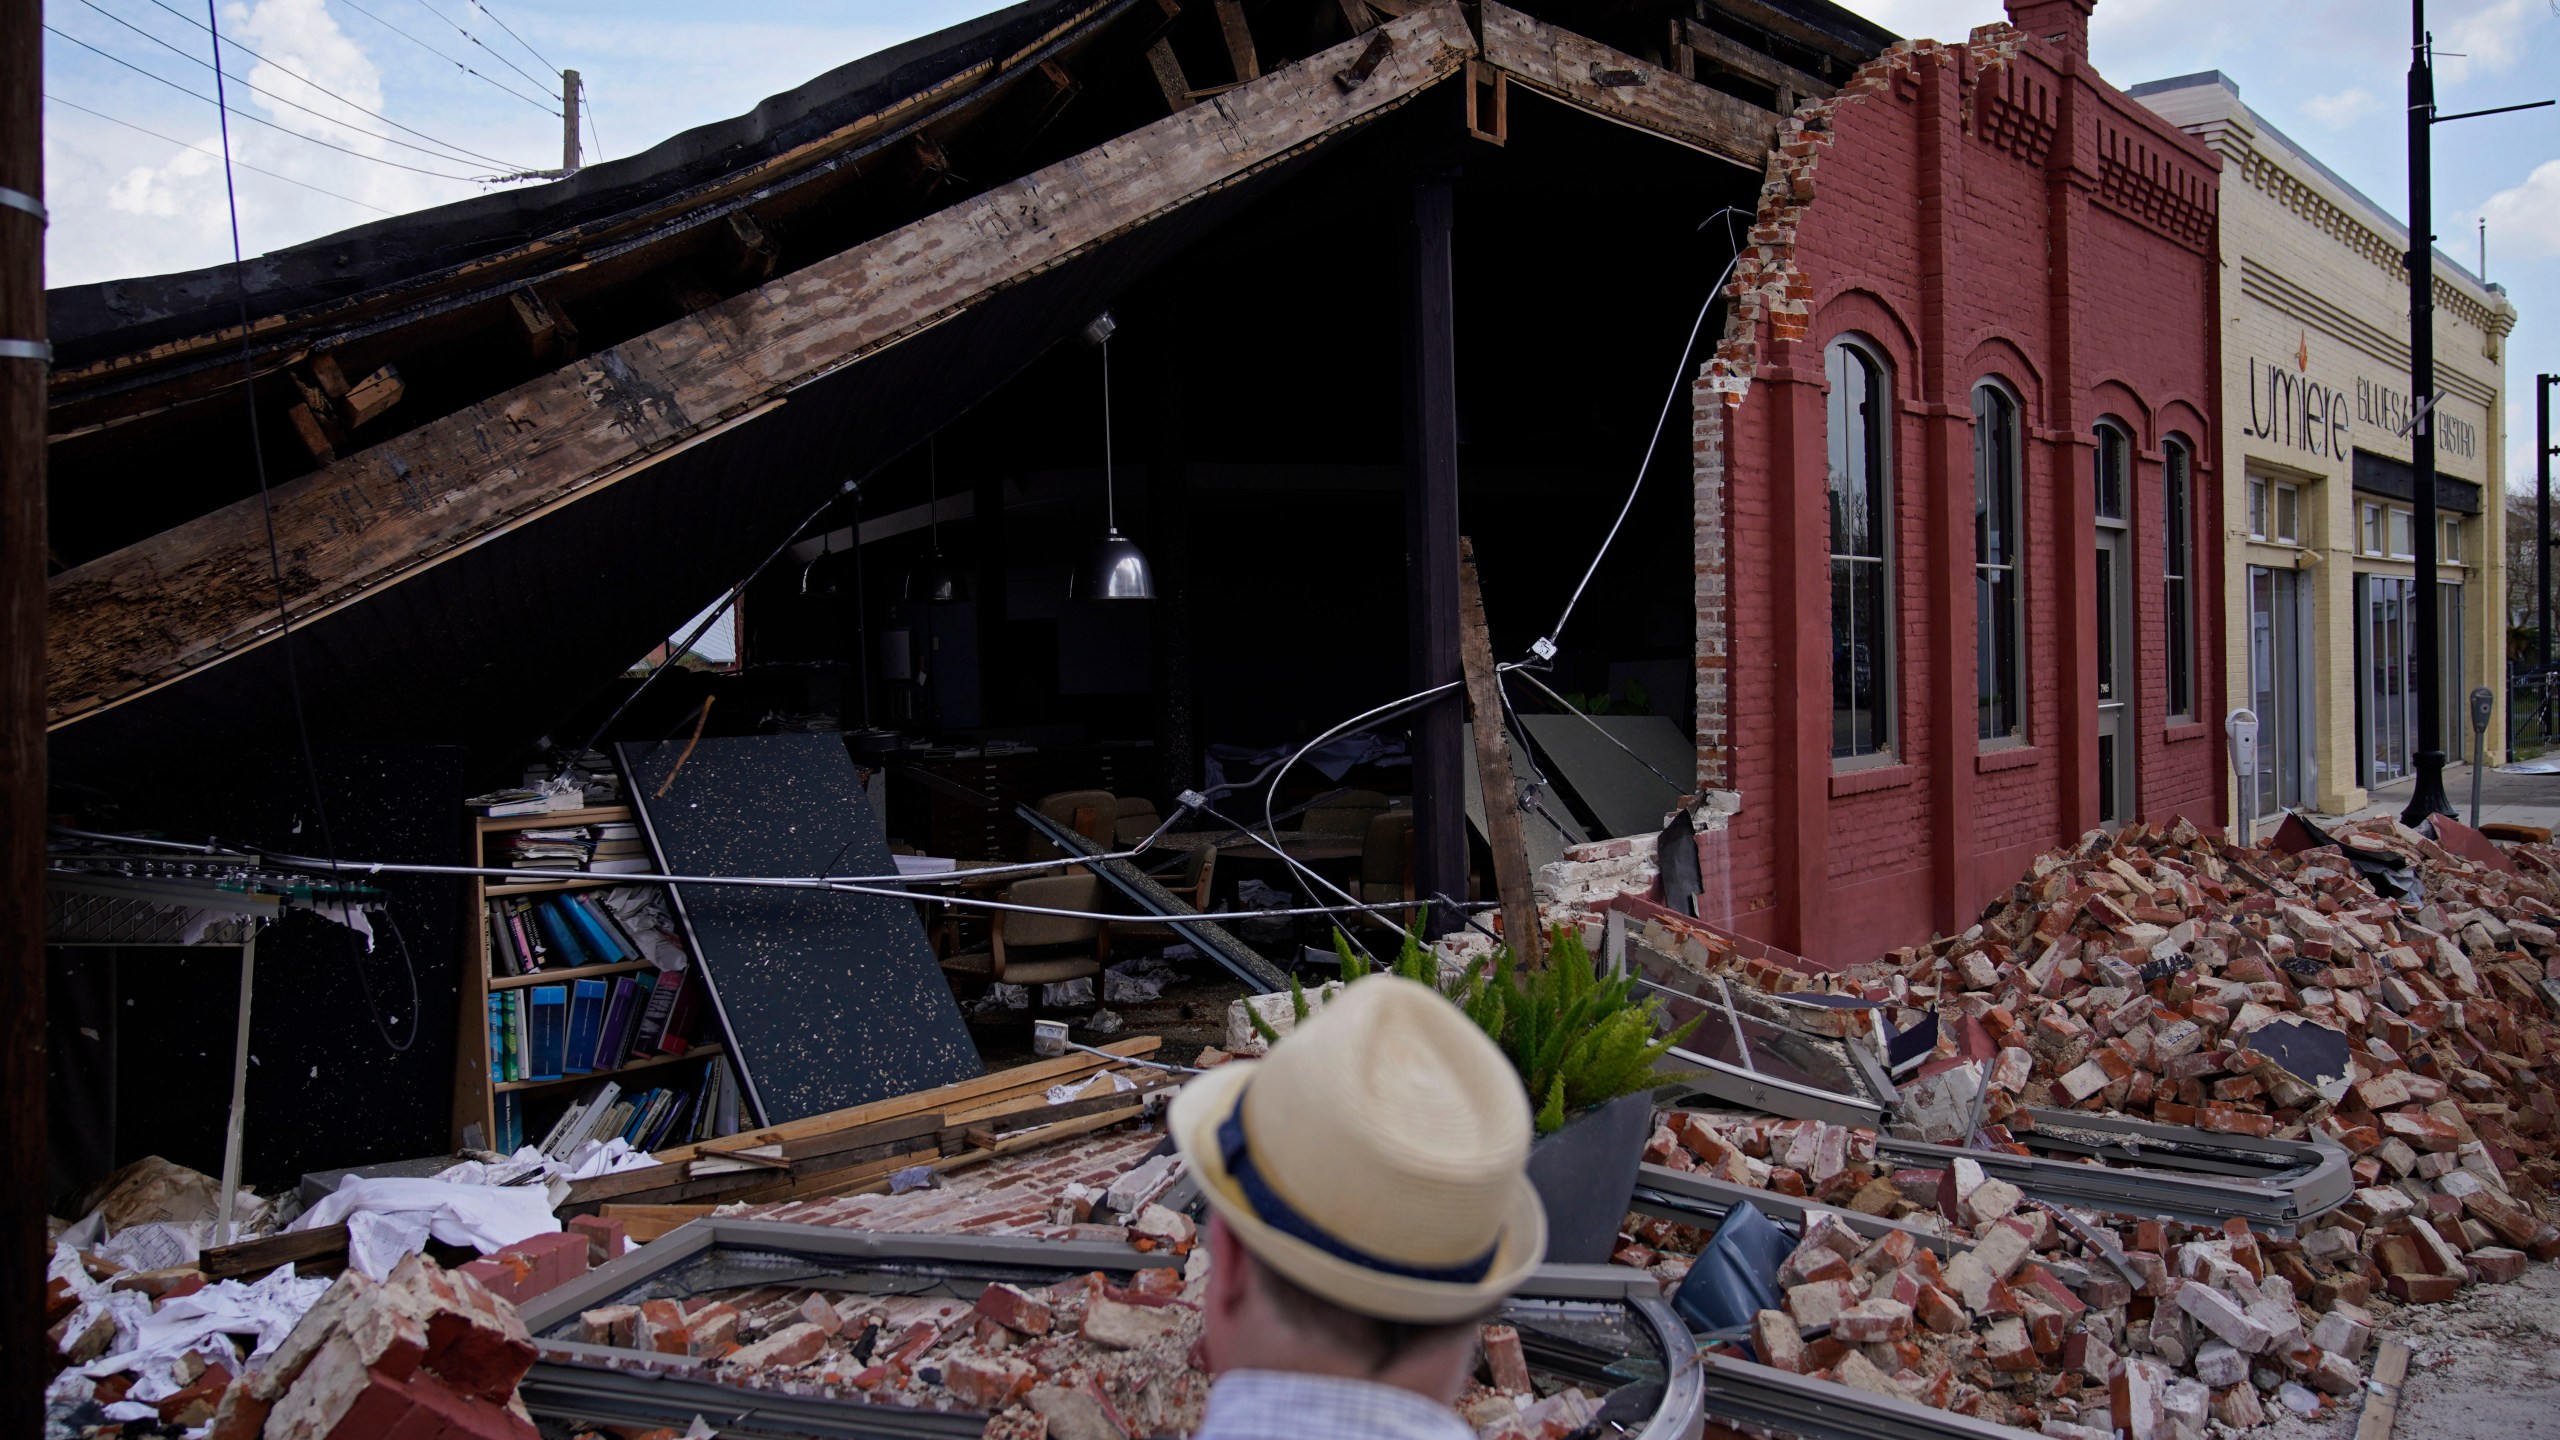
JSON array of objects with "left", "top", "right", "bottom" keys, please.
[{"left": 1217, "top": 1088, "right": 1500, "bottom": 1286}]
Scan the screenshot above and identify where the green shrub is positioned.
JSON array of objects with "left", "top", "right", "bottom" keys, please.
[{"left": 1333, "top": 923, "right": 1697, "bottom": 1134}]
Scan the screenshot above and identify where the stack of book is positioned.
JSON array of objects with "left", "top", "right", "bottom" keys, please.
[
  {"left": 590, "top": 821, "right": 649, "bottom": 875},
  {"left": 484, "top": 965, "right": 705, "bottom": 1086},
  {"left": 504, "top": 827, "right": 595, "bottom": 871},
  {"left": 485, "top": 889, "right": 645, "bottom": 976}
]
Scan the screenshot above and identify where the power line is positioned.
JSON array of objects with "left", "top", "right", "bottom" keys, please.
[
  {"left": 126, "top": 0, "right": 532, "bottom": 171},
  {"left": 43, "top": 24, "right": 490, "bottom": 181},
  {"left": 45, "top": 91, "right": 396, "bottom": 214},
  {"left": 581, "top": 91, "right": 604, "bottom": 161},
  {"left": 409, "top": 0, "right": 555, "bottom": 97},
  {"left": 334, "top": 0, "right": 555, "bottom": 113},
  {"left": 468, "top": 0, "right": 558, "bottom": 77},
  {"left": 73, "top": 0, "right": 526, "bottom": 173}
]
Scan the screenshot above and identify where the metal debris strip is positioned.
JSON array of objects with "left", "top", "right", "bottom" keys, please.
[
  {"left": 514, "top": 1220, "right": 1705, "bottom": 1440},
  {"left": 1016, "top": 806, "right": 1288, "bottom": 992},
  {"left": 1873, "top": 1110, "right": 2352, "bottom": 1234}
]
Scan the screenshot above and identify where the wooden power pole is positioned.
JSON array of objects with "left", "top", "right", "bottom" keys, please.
[
  {"left": 1457, "top": 537, "right": 1543, "bottom": 966},
  {"left": 2, "top": 0, "right": 47, "bottom": 1428}
]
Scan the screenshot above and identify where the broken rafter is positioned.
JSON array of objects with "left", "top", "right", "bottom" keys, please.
[
  {"left": 1478, "top": 2, "right": 1777, "bottom": 168},
  {"left": 43, "top": 3, "right": 1481, "bottom": 725}
]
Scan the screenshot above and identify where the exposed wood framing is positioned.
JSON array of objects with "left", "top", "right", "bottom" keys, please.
[
  {"left": 509, "top": 288, "right": 577, "bottom": 362},
  {"left": 723, "top": 211, "right": 783, "bottom": 283},
  {"left": 1215, "top": 0, "right": 1261, "bottom": 80},
  {"left": 1479, "top": 3, "right": 1777, "bottom": 167},
  {"left": 1465, "top": 58, "right": 1508, "bottom": 144},
  {"left": 44, "top": 4, "right": 1481, "bottom": 724},
  {"left": 1146, "top": 38, "right": 1197, "bottom": 110},
  {"left": 1703, "top": 0, "right": 1871, "bottom": 73},
  {"left": 1681, "top": 17, "right": 1834, "bottom": 109}
]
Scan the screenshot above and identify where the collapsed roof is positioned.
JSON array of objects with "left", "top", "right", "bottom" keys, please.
[{"left": 41, "top": 0, "right": 1893, "bottom": 784}]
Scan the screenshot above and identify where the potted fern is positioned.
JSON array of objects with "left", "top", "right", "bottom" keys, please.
[{"left": 1279, "top": 924, "right": 1696, "bottom": 1262}]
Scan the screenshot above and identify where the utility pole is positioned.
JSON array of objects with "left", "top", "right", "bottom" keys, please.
[
  {"left": 1, "top": 0, "right": 45, "bottom": 1428},
  {"left": 561, "top": 68, "right": 581, "bottom": 175},
  {"left": 2399, "top": 0, "right": 2552, "bottom": 826}
]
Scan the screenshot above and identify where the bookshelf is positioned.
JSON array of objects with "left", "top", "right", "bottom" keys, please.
[{"left": 451, "top": 804, "right": 730, "bottom": 1152}]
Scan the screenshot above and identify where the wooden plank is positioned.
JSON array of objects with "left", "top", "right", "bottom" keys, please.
[
  {"left": 797, "top": 1105, "right": 1147, "bottom": 1203},
  {"left": 598, "top": 1204, "right": 714, "bottom": 1243},
  {"left": 1457, "top": 537, "right": 1543, "bottom": 965},
  {"left": 47, "top": 4, "right": 1480, "bottom": 725},
  {"left": 649, "top": 1035, "right": 1161, "bottom": 1164},
  {"left": 1478, "top": 3, "right": 1775, "bottom": 168},
  {"left": 941, "top": 1072, "right": 1173, "bottom": 1135},
  {"left": 1703, "top": 0, "right": 1873, "bottom": 72},
  {"left": 2354, "top": 1338, "right": 2410, "bottom": 1440},
  {"left": 1215, "top": 0, "right": 1260, "bottom": 81},
  {"left": 1680, "top": 19, "right": 1833, "bottom": 104},
  {"left": 1145, "top": 37, "right": 1196, "bottom": 112},
  {"left": 200, "top": 1224, "right": 347, "bottom": 1280}
]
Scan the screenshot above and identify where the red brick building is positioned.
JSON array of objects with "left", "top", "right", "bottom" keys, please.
[{"left": 1695, "top": 0, "right": 2226, "bottom": 960}]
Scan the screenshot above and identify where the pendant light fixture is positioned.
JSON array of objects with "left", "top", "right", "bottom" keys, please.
[
  {"left": 1072, "top": 311, "right": 1154, "bottom": 600},
  {"left": 904, "top": 435, "right": 969, "bottom": 603}
]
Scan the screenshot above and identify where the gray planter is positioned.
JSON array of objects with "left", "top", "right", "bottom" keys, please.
[{"left": 1523, "top": 1090, "right": 1655, "bottom": 1263}]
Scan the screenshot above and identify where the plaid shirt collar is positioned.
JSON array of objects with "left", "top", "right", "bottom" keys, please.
[{"left": 1191, "top": 1369, "right": 1477, "bottom": 1440}]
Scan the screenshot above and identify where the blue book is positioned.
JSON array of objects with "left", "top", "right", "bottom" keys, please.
[
  {"left": 526, "top": 984, "right": 569, "bottom": 1081},
  {"left": 530, "top": 901, "right": 591, "bottom": 968},
  {"left": 496, "top": 1093, "right": 522, "bottom": 1152},
  {"left": 564, "top": 979, "right": 609, "bottom": 1074},
  {"left": 487, "top": 996, "right": 505, "bottom": 1085},
  {"left": 566, "top": 894, "right": 638, "bottom": 963}
]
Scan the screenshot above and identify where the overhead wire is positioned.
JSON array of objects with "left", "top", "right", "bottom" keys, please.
[
  {"left": 466, "top": 0, "right": 558, "bottom": 76},
  {"left": 408, "top": 0, "right": 557, "bottom": 97},
  {"left": 580, "top": 92, "right": 603, "bottom": 160},
  {"left": 203, "top": 0, "right": 419, "bottom": 1051},
  {"left": 124, "top": 0, "right": 534, "bottom": 170},
  {"left": 44, "top": 92, "right": 395, "bottom": 214},
  {"left": 72, "top": 0, "right": 527, "bottom": 173},
  {"left": 334, "top": 0, "right": 555, "bottom": 112},
  {"left": 44, "top": 24, "right": 492, "bottom": 181}
]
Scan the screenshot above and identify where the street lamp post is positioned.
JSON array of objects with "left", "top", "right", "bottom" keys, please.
[{"left": 2398, "top": 0, "right": 2552, "bottom": 827}]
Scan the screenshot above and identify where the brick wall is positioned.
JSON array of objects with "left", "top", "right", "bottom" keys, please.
[{"left": 1696, "top": 10, "right": 2224, "bottom": 961}]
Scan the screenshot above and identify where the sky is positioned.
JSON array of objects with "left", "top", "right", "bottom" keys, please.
[{"left": 35, "top": 0, "right": 2560, "bottom": 490}]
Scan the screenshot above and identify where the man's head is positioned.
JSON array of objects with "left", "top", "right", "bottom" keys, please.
[{"left": 1167, "top": 976, "right": 1546, "bottom": 1396}]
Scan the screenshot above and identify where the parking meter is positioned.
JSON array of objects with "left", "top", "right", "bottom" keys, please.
[
  {"left": 2226, "top": 709, "right": 2260, "bottom": 845},
  {"left": 2471, "top": 686, "right": 2496, "bottom": 826}
]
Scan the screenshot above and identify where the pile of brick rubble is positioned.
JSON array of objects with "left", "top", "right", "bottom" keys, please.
[{"left": 1616, "top": 814, "right": 2560, "bottom": 1438}]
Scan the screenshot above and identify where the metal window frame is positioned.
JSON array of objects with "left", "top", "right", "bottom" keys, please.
[{"left": 517, "top": 1220, "right": 1704, "bottom": 1440}]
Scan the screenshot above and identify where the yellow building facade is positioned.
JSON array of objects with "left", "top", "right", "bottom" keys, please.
[{"left": 2135, "top": 72, "right": 2516, "bottom": 821}]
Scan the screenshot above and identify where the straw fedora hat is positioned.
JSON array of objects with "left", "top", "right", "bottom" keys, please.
[{"left": 1169, "top": 975, "right": 1547, "bottom": 1324}]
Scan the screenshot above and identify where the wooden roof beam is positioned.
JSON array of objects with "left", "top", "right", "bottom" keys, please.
[{"left": 1478, "top": 2, "right": 1778, "bottom": 168}]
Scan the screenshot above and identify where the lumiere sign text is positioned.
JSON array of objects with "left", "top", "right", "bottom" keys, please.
[{"left": 2243, "top": 356, "right": 2478, "bottom": 463}]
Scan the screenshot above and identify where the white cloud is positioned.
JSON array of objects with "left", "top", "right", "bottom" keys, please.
[
  {"left": 2303, "top": 87, "right": 2380, "bottom": 127},
  {"left": 2436, "top": 0, "right": 2529, "bottom": 81},
  {"left": 2479, "top": 159, "right": 2560, "bottom": 260}
]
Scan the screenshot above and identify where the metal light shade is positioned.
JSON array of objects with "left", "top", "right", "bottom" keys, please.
[
  {"left": 904, "top": 551, "right": 969, "bottom": 603},
  {"left": 799, "top": 545, "right": 854, "bottom": 598},
  {"left": 1074, "top": 528, "right": 1155, "bottom": 600}
]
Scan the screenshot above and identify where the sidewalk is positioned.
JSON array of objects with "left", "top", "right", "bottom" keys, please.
[{"left": 2317, "top": 761, "right": 2560, "bottom": 833}]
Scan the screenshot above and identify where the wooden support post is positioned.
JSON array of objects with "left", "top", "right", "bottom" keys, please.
[
  {"left": 509, "top": 287, "right": 578, "bottom": 363},
  {"left": 1406, "top": 169, "right": 1464, "bottom": 939},
  {"left": 724, "top": 211, "right": 782, "bottom": 283},
  {"left": 1457, "top": 537, "right": 1542, "bottom": 965},
  {"left": 0, "top": 0, "right": 40, "bottom": 1425},
  {"left": 1215, "top": 0, "right": 1260, "bottom": 81}
]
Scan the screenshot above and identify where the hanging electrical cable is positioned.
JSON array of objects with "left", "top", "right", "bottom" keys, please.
[
  {"left": 73, "top": 0, "right": 530, "bottom": 172},
  {"left": 1529, "top": 208, "right": 1749, "bottom": 665},
  {"left": 408, "top": 0, "right": 556, "bottom": 97},
  {"left": 466, "top": 0, "right": 559, "bottom": 77},
  {"left": 204, "top": 0, "right": 418, "bottom": 1051},
  {"left": 44, "top": 92, "right": 395, "bottom": 214}
]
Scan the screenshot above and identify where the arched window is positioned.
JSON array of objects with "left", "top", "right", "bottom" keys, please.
[
  {"left": 1826, "top": 339, "right": 1893, "bottom": 762},
  {"left": 1973, "top": 383, "right": 2023, "bottom": 744},
  {"left": 2092, "top": 420, "right": 2136, "bottom": 825},
  {"left": 2163, "top": 436, "right": 2196, "bottom": 720}
]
